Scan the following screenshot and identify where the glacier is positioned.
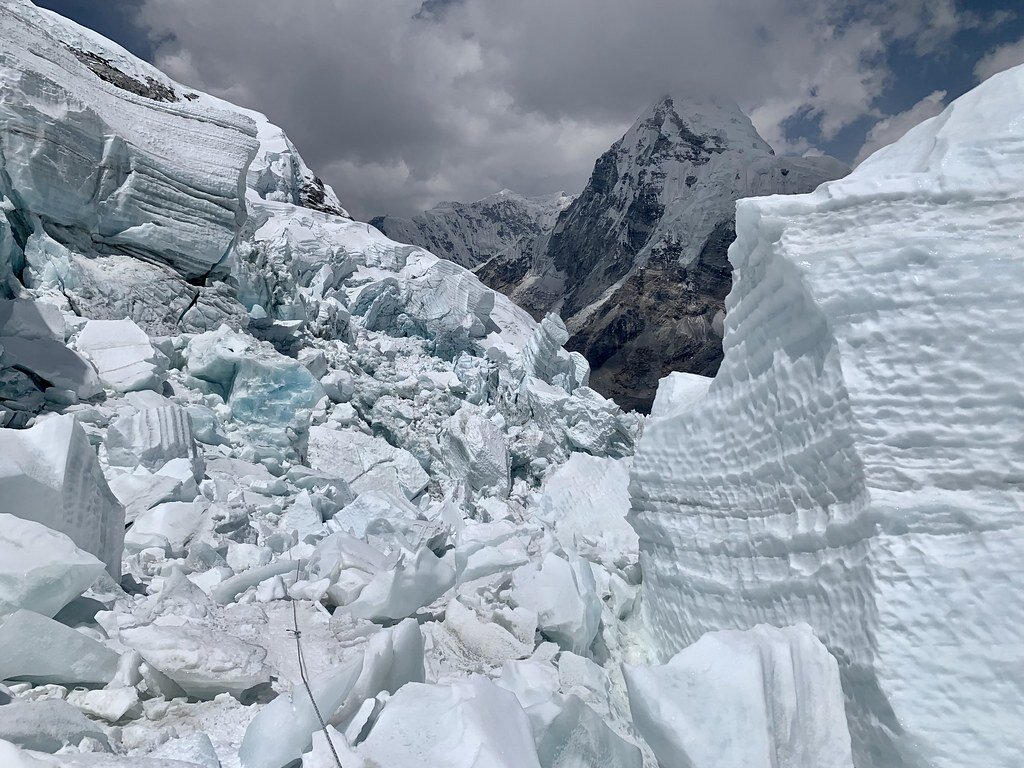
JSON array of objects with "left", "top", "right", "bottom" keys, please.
[
  {"left": 0, "top": 0, "right": 1020, "bottom": 766},
  {"left": 628, "top": 64, "right": 1024, "bottom": 767}
]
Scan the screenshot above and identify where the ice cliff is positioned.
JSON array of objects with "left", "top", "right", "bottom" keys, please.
[{"left": 628, "top": 64, "right": 1024, "bottom": 768}]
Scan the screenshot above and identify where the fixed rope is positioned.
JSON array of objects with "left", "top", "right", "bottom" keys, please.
[{"left": 289, "top": 560, "right": 343, "bottom": 768}]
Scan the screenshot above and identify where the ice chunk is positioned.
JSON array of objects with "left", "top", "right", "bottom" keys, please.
[
  {"left": 537, "top": 454, "right": 637, "bottom": 572},
  {"left": 0, "top": 609, "right": 119, "bottom": 685},
  {"left": 346, "top": 547, "right": 454, "bottom": 622},
  {"left": 320, "top": 370, "right": 354, "bottom": 404},
  {"left": 307, "top": 427, "right": 428, "bottom": 501},
  {"left": 0, "top": 336, "right": 100, "bottom": 399},
  {"left": 75, "top": 318, "right": 164, "bottom": 393},
  {"left": 0, "top": 299, "right": 64, "bottom": 341},
  {"left": 106, "top": 405, "right": 204, "bottom": 480},
  {"left": 0, "top": 514, "right": 105, "bottom": 618},
  {"left": 147, "top": 732, "right": 221, "bottom": 768},
  {"left": 528, "top": 694, "right": 642, "bottom": 768},
  {"left": 495, "top": 658, "right": 560, "bottom": 709},
  {"left": 518, "top": 314, "right": 588, "bottom": 394},
  {"left": 440, "top": 598, "right": 532, "bottom": 665},
  {"left": 357, "top": 677, "right": 541, "bottom": 768},
  {"left": 511, "top": 553, "right": 600, "bottom": 654},
  {"left": 623, "top": 624, "right": 853, "bottom": 768},
  {"left": 184, "top": 326, "right": 324, "bottom": 456},
  {"left": 124, "top": 500, "right": 207, "bottom": 557},
  {"left": 647, "top": 371, "right": 711, "bottom": 421},
  {"left": 119, "top": 623, "right": 271, "bottom": 699},
  {"left": 336, "top": 618, "right": 425, "bottom": 725},
  {"left": 0, "top": 738, "right": 207, "bottom": 766},
  {"left": 107, "top": 468, "right": 188, "bottom": 524},
  {"left": 65, "top": 688, "right": 140, "bottom": 723},
  {"left": 0, "top": 699, "right": 109, "bottom": 753},
  {"left": 628, "top": 66, "right": 1024, "bottom": 768},
  {"left": 0, "top": 415, "right": 125, "bottom": 576},
  {"left": 325, "top": 490, "right": 421, "bottom": 539},
  {"left": 239, "top": 657, "right": 363, "bottom": 768},
  {"left": 442, "top": 407, "right": 510, "bottom": 497}
]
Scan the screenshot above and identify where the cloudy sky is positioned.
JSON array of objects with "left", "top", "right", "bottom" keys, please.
[{"left": 37, "top": 0, "right": 1024, "bottom": 219}]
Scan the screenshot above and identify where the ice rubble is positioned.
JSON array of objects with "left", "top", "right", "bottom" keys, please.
[
  {"left": 628, "top": 65, "right": 1024, "bottom": 767},
  {"left": 0, "top": 1, "right": 655, "bottom": 764}
]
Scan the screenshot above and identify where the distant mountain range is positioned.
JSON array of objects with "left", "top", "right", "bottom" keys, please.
[{"left": 373, "top": 96, "right": 849, "bottom": 411}]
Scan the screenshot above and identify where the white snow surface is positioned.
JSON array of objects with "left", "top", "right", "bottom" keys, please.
[{"left": 628, "top": 64, "right": 1024, "bottom": 768}]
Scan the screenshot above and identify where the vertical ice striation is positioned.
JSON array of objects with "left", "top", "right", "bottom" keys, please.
[{"left": 628, "top": 65, "right": 1024, "bottom": 768}]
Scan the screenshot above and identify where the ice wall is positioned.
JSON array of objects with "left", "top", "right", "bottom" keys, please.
[
  {"left": 0, "top": 1, "right": 258, "bottom": 279},
  {"left": 628, "top": 65, "right": 1024, "bottom": 768}
]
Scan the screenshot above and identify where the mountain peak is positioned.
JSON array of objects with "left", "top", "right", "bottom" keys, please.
[{"left": 630, "top": 94, "right": 772, "bottom": 156}]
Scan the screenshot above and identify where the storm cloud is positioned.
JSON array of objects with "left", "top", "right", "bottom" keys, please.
[{"left": 134, "top": 0, "right": 1016, "bottom": 218}]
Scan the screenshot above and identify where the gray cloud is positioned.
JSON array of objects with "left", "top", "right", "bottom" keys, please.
[
  {"left": 974, "top": 35, "right": 1024, "bottom": 83},
  {"left": 854, "top": 89, "right": 947, "bottom": 165},
  {"left": 136, "top": 0, "right": 999, "bottom": 219}
]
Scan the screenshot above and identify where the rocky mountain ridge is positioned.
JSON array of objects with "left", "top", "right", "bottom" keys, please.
[{"left": 376, "top": 97, "right": 849, "bottom": 411}]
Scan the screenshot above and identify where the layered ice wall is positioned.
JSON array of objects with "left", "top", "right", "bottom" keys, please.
[
  {"left": 628, "top": 65, "right": 1024, "bottom": 768},
  {"left": 0, "top": 2, "right": 259, "bottom": 279}
]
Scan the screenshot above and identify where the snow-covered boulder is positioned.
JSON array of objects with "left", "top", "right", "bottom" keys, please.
[
  {"left": 624, "top": 624, "right": 852, "bottom": 768},
  {"left": 74, "top": 318, "right": 165, "bottom": 393},
  {"left": 0, "top": 416, "right": 124, "bottom": 576},
  {"left": 307, "top": 426, "right": 428, "bottom": 501},
  {"left": 0, "top": 514, "right": 105, "bottom": 618},
  {"left": 106, "top": 405, "right": 204, "bottom": 480},
  {"left": 628, "top": 65, "right": 1024, "bottom": 768},
  {"left": 0, "top": 609, "right": 119, "bottom": 686},
  {"left": 357, "top": 677, "right": 542, "bottom": 768}
]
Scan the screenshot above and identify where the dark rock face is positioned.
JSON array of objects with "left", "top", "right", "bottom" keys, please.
[
  {"left": 520, "top": 97, "right": 849, "bottom": 412},
  {"left": 67, "top": 47, "right": 185, "bottom": 103}
]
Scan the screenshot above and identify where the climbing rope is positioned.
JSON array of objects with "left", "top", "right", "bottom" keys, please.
[{"left": 289, "top": 560, "right": 343, "bottom": 768}]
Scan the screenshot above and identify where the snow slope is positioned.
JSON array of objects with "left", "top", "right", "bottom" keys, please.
[
  {"left": 371, "top": 189, "right": 573, "bottom": 275},
  {"left": 628, "top": 65, "right": 1024, "bottom": 768}
]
